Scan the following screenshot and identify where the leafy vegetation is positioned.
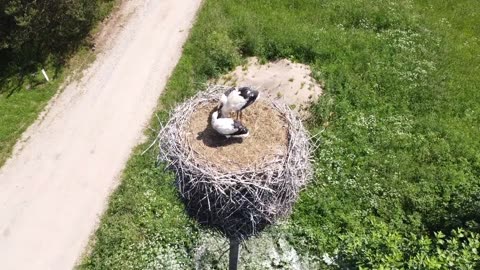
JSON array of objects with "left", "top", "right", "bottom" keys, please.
[
  {"left": 1, "top": 0, "right": 115, "bottom": 67},
  {"left": 0, "top": 0, "right": 116, "bottom": 166},
  {"left": 338, "top": 221, "right": 480, "bottom": 269},
  {"left": 82, "top": 0, "right": 480, "bottom": 269}
]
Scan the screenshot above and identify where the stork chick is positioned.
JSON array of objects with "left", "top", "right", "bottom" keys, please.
[
  {"left": 211, "top": 110, "right": 249, "bottom": 138},
  {"left": 220, "top": 86, "right": 259, "bottom": 120}
]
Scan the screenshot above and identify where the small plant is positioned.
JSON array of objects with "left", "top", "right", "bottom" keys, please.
[{"left": 336, "top": 219, "right": 480, "bottom": 269}]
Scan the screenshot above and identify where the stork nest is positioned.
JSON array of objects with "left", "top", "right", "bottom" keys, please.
[{"left": 157, "top": 85, "right": 313, "bottom": 240}]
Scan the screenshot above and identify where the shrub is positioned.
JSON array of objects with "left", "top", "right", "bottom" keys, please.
[
  {"left": 194, "top": 30, "right": 241, "bottom": 77},
  {"left": 337, "top": 219, "right": 480, "bottom": 269},
  {"left": 0, "top": 0, "right": 114, "bottom": 70}
]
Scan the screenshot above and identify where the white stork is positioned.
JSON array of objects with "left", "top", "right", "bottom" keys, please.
[
  {"left": 220, "top": 86, "right": 259, "bottom": 119},
  {"left": 211, "top": 110, "right": 249, "bottom": 138}
]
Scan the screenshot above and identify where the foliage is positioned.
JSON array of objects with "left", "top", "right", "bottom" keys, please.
[
  {"left": 0, "top": 0, "right": 115, "bottom": 167},
  {"left": 337, "top": 219, "right": 480, "bottom": 269},
  {"left": 193, "top": 229, "right": 321, "bottom": 270},
  {"left": 196, "top": 31, "right": 241, "bottom": 78},
  {"left": 0, "top": 0, "right": 115, "bottom": 68},
  {"left": 82, "top": 0, "right": 480, "bottom": 269}
]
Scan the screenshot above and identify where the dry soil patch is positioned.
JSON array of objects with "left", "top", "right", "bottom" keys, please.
[{"left": 214, "top": 57, "right": 323, "bottom": 119}]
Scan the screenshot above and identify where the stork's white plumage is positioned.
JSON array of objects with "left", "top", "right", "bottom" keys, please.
[
  {"left": 220, "top": 87, "right": 259, "bottom": 119},
  {"left": 211, "top": 110, "right": 249, "bottom": 138}
]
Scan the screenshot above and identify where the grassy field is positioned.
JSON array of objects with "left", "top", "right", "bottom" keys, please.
[
  {"left": 81, "top": 0, "right": 480, "bottom": 269},
  {"left": 0, "top": 1, "right": 116, "bottom": 167}
]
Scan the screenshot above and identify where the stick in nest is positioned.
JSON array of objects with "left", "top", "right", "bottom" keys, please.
[{"left": 158, "top": 85, "right": 314, "bottom": 240}]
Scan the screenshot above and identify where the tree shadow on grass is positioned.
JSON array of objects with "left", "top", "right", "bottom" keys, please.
[
  {"left": 0, "top": 44, "right": 70, "bottom": 98},
  {"left": 0, "top": 59, "right": 63, "bottom": 98}
]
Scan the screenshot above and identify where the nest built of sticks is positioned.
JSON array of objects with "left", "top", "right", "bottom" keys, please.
[{"left": 158, "top": 85, "right": 313, "bottom": 240}]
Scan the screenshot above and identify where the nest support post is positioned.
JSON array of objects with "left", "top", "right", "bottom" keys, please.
[{"left": 229, "top": 238, "right": 241, "bottom": 270}]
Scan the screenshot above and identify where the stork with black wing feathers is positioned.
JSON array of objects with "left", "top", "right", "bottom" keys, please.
[{"left": 220, "top": 86, "right": 259, "bottom": 120}]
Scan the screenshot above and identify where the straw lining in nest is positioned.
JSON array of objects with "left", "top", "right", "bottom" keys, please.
[{"left": 185, "top": 100, "right": 288, "bottom": 172}]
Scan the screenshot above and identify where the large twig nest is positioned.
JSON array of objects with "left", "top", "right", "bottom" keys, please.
[{"left": 158, "top": 85, "right": 313, "bottom": 240}]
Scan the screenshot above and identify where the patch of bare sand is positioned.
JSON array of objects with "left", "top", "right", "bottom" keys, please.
[
  {"left": 186, "top": 101, "right": 288, "bottom": 172},
  {"left": 214, "top": 57, "right": 323, "bottom": 119}
]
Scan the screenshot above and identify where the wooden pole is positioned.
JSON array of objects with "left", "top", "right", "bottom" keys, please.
[{"left": 229, "top": 239, "right": 240, "bottom": 270}]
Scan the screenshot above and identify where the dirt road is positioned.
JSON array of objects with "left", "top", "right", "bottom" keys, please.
[{"left": 0, "top": 0, "right": 202, "bottom": 269}]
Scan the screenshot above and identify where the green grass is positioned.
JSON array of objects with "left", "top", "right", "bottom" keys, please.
[
  {"left": 0, "top": 67, "right": 60, "bottom": 165},
  {"left": 0, "top": 1, "right": 116, "bottom": 167},
  {"left": 81, "top": 0, "right": 480, "bottom": 269}
]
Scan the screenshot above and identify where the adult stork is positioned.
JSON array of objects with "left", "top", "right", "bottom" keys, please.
[
  {"left": 211, "top": 109, "right": 249, "bottom": 138},
  {"left": 220, "top": 86, "right": 259, "bottom": 120}
]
